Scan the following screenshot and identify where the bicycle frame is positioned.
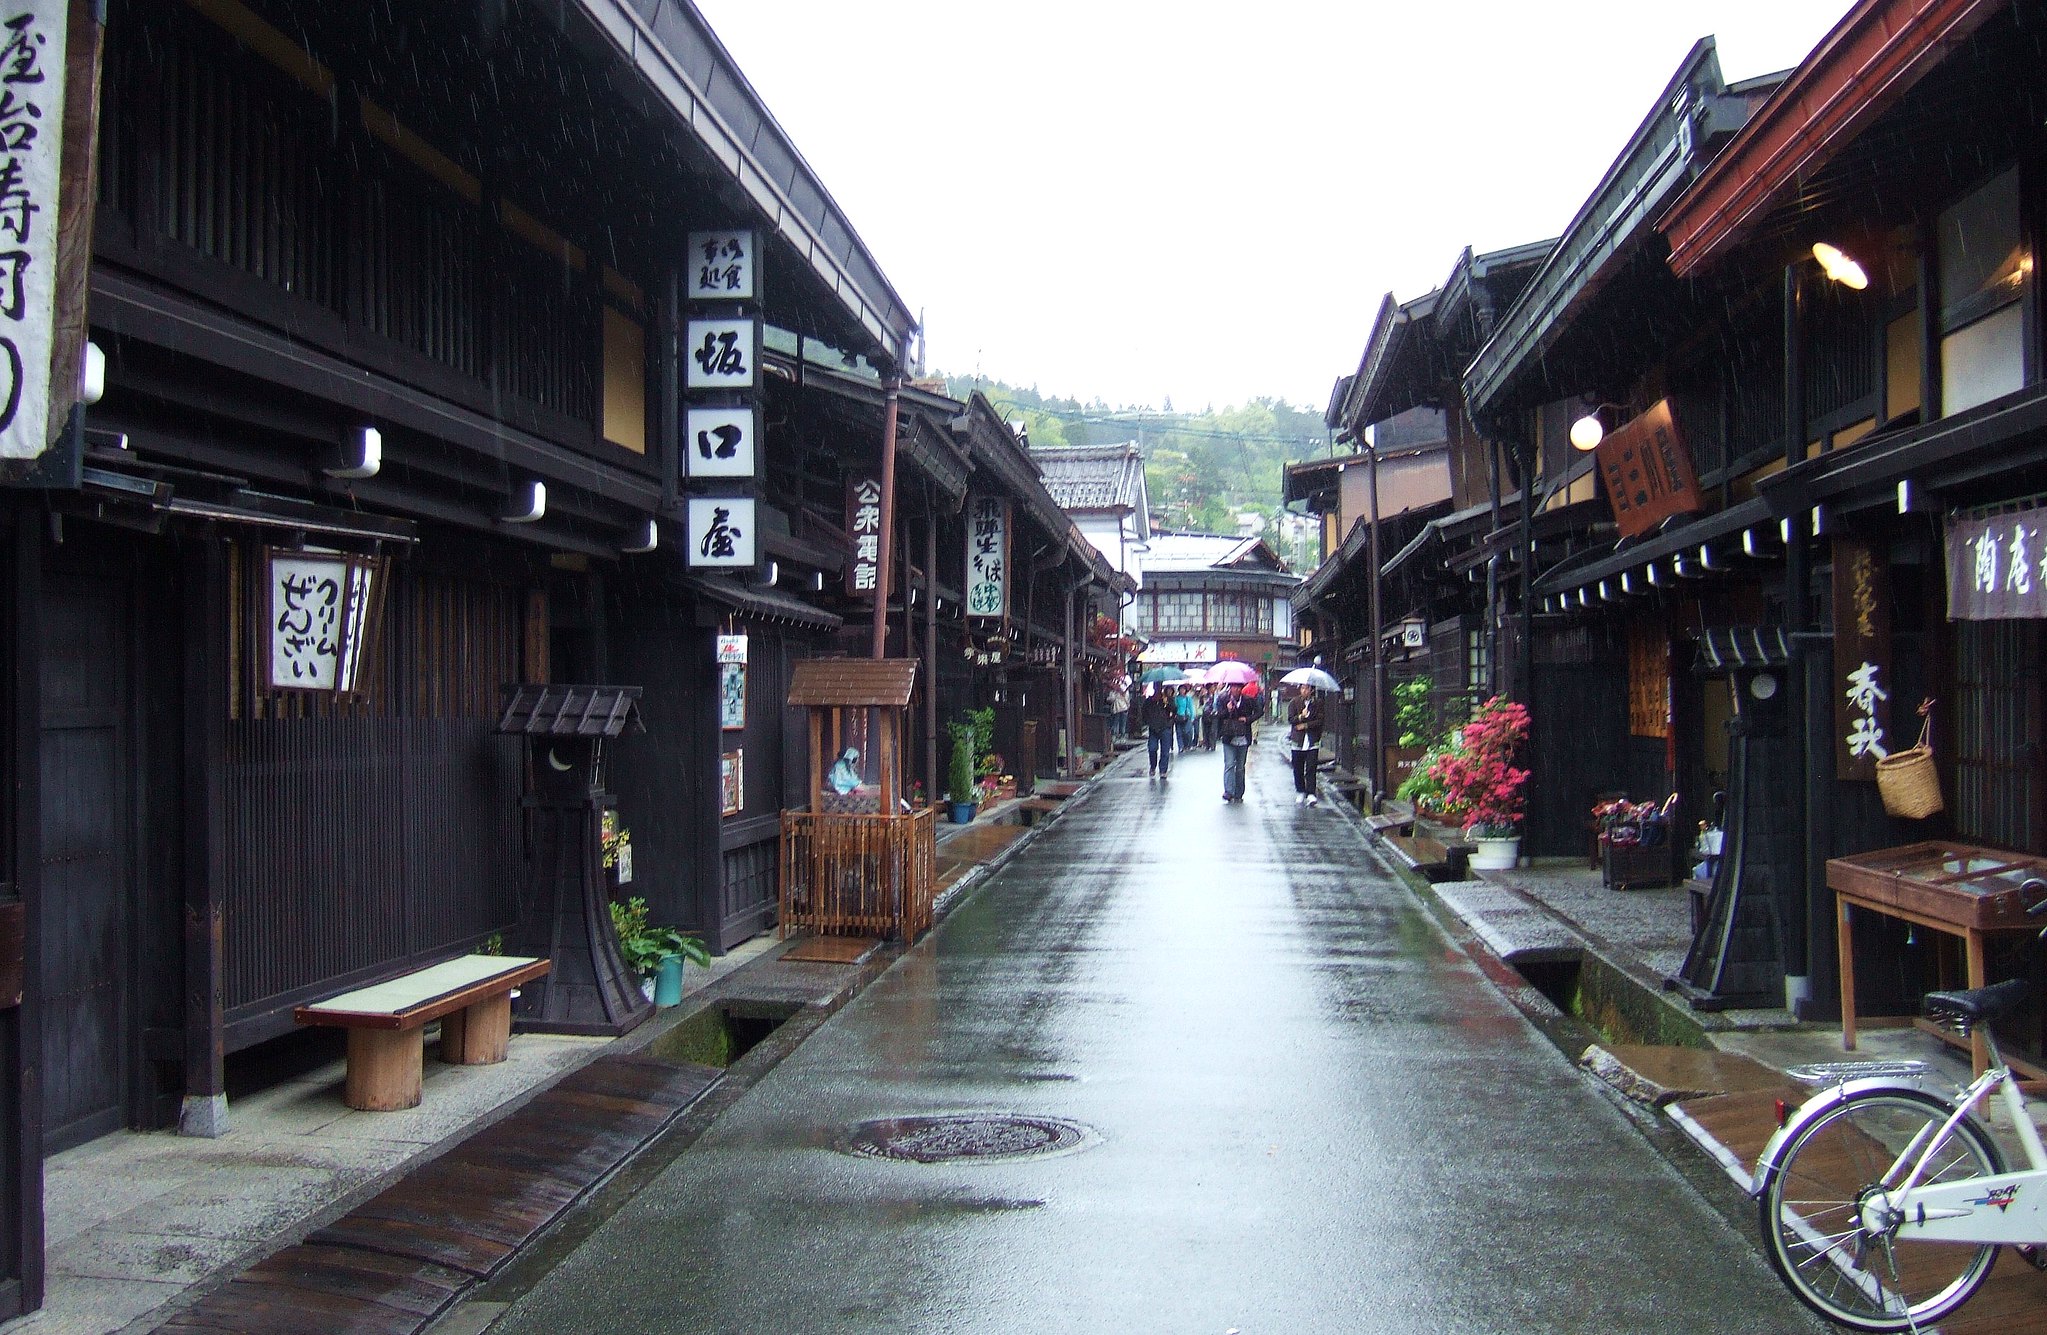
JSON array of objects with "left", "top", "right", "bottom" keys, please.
[{"left": 1757, "top": 1047, "right": 2047, "bottom": 1249}]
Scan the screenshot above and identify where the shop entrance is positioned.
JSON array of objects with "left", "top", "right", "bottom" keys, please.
[{"left": 38, "top": 572, "right": 133, "bottom": 1151}]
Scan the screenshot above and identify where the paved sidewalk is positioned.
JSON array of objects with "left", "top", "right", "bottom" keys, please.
[{"left": 7, "top": 762, "right": 1118, "bottom": 1335}]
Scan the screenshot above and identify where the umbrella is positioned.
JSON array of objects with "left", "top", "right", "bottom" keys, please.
[
  {"left": 1180, "top": 665, "right": 1211, "bottom": 685},
  {"left": 1139, "top": 665, "right": 1187, "bottom": 685},
  {"left": 1207, "top": 660, "right": 1259, "bottom": 685},
  {"left": 1280, "top": 666, "right": 1341, "bottom": 692}
]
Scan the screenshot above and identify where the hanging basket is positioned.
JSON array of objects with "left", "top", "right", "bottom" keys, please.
[{"left": 1877, "top": 714, "right": 1943, "bottom": 820}]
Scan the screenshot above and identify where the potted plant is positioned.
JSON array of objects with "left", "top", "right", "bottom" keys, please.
[
  {"left": 1384, "top": 677, "right": 1433, "bottom": 795},
  {"left": 977, "top": 751, "right": 1014, "bottom": 806},
  {"left": 1424, "top": 696, "right": 1530, "bottom": 870},
  {"left": 947, "top": 722, "right": 979, "bottom": 824},
  {"left": 609, "top": 896, "right": 710, "bottom": 1007}
]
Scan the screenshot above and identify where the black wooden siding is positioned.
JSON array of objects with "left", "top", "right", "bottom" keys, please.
[
  {"left": 1953, "top": 618, "right": 2043, "bottom": 852},
  {"left": 221, "top": 718, "right": 522, "bottom": 1031}
]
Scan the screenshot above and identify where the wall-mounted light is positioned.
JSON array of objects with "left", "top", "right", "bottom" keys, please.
[
  {"left": 621, "top": 518, "right": 659, "bottom": 554},
  {"left": 1810, "top": 505, "right": 1828, "bottom": 537},
  {"left": 1811, "top": 242, "right": 1869, "bottom": 290},
  {"left": 1621, "top": 571, "right": 1636, "bottom": 595},
  {"left": 79, "top": 340, "right": 106, "bottom": 406},
  {"left": 1897, "top": 479, "right": 1922, "bottom": 514},
  {"left": 813, "top": 570, "right": 827, "bottom": 593},
  {"left": 754, "top": 560, "right": 779, "bottom": 587},
  {"left": 1645, "top": 562, "right": 1661, "bottom": 586},
  {"left": 1569, "top": 399, "right": 1629, "bottom": 451},
  {"left": 1778, "top": 517, "right": 1793, "bottom": 545},
  {"left": 325, "top": 424, "right": 382, "bottom": 480},
  {"left": 1599, "top": 579, "right": 1614, "bottom": 602},
  {"left": 1742, "top": 527, "right": 1762, "bottom": 558},
  {"left": 1698, "top": 544, "right": 1718, "bottom": 571},
  {"left": 1576, "top": 588, "right": 1590, "bottom": 607},
  {"left": 501, "top": 479, "right": 546, "bottom": 524}
]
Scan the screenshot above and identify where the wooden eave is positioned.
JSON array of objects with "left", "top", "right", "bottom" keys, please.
[{"left": 1659, "top": 0, "right": 2001, "bottom": 279}]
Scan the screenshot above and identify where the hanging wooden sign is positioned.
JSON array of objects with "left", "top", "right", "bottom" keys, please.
[
  {"left": 846, "top": 475, "right": 883, "bottom": 598},
  {"left": 263, "top": 547, "right": 388, "bottom": 698},
  {"left": 1595, "top": 399, "right": 1703, "bottom": 541},
  {"left": 1832, "top": 537, "right": 1892, "bottom": 780}
]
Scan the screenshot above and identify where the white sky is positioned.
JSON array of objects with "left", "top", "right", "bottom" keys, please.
[{"left": 692, "top": 1, "right": 1853, "bottom": 414}]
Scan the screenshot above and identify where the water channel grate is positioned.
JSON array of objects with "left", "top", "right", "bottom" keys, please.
[{"left": 840, "top": 1114, "right": 1094, "bottom": 1163}]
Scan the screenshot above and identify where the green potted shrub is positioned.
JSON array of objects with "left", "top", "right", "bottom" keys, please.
[
  {"left": 947, "top": 721, "right": 979, "bottom": 824},
  {"left": 1385, "top": 677, "right": 1434, "bottom": 796},
  {"left": 609, "top": 896, "right": 710, "bottom": 1007}
]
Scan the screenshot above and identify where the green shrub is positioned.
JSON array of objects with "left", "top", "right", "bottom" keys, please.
[
  {"left": 609, "top": 896, "right": 710, "bottom": 977},
  {"left": 947, "top": 721, "right": 979, "bottom": 804}
]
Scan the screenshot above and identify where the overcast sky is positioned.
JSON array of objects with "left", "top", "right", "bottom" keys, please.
[{"left": 691, "top": 2, "right": 1852, "bottom": 414}]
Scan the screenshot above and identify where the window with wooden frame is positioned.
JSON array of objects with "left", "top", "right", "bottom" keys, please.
[
  {"left": 600, "top": 268, "right": 649, "bottom": 455},
  {"left": 1937, "top": 168, "right": 2029, "bottom": 416}
]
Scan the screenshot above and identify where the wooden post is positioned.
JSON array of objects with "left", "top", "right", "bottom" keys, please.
[
  {"left": 870, "top": 382, "right": 901, "bottom": 658},
  {"left": 181, "top": 540, "right": 229, "bottom": 1137}
]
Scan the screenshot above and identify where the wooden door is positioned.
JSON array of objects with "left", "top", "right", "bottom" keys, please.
[{"left": 38, "top": 574, "right": 130, "bottom": 1152}]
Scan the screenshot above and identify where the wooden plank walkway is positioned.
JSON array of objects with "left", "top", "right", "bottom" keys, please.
[
  {"left": 156, "top": 1054, "right": 718, "bottom": 1334},
  {"left": 1670, "top": 1076, "right": 2047, "bottom": 1331}
]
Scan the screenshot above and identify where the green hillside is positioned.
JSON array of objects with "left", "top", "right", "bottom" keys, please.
[{"left": 939, "top": 375, "right": 1330, "bottom": 566}]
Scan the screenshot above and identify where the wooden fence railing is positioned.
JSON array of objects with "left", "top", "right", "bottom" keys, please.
[{"left": 778, "top": 807, "right": 937, "bottom": 943}]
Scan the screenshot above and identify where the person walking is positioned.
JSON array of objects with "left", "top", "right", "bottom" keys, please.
[
  {"left": 1217, "top": 683, "right": 1260, "bottom": 802},
  {"left": 1174, "top": 684, "right": 1198, "bottom": 754},
  {"left": 1142, "top": 684, "right": 1176, "bottom": 780},
  {"left": 1200, "top": 685, "right": 1220, "bottom": 750},
  {"left": 1106, "top": 675, "right": 1130, "bottom": 742},
  {"left": 1287, "top": 685, "right": 1325, "bottom": 806}
]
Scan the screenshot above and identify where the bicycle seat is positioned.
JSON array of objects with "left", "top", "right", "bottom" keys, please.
[{"left": 1924, "top": 977, "right": 2035, "bottom": 1024}]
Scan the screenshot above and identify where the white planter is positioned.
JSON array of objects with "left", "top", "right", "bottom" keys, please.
[{"left": 1470, "top": 836, "right": 1521, "bottom": 870}]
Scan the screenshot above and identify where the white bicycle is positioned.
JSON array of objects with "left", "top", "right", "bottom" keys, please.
[{"left": 1755, "top": 908, "right": 2047, "bottom": 1330}]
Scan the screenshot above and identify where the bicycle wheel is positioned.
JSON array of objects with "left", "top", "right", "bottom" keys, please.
[{"left": 1758, "top": 1087, "right": 2005, "bottom": 1331}]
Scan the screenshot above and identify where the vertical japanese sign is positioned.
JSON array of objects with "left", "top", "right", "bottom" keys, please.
[
  {"left": 1832, "top": 537, "right": 1892, "bottom": 780},
  {"left": 683, "top": 317, "right": 757, "bottom": 392},
  {"left": 717, "top": 634, "right": 747, "bottom": 731},
  {"left": 0, "top": 1, "right": 68, "bottom": 460},
  {"left": 845, "top": 474, "right": 882, "bottom": 599},
  {"left": 684, "top": 405, "right": 756, "bottom": 479},
  {"left": 1947, "top": 509, "right": 2047, "bottom": 619},
  {"left": 687, "top": 497, "right": 754, "bottom": 568},
  {"left": 965, "top": 496, "right": 1009, "bottom": 619},
  {"left": 1594, "top": 399, "right": 1703, "bottom": 541},
  {"left": 684, "top": 229, "right": 759, "bottom": 571},
  {"left": 687, "top": 230, "right": 754, "bottom": 302}
]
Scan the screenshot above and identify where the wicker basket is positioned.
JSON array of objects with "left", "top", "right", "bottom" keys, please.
[{"left": 1877, "top": 718, "right": 1942, "bottom": 820}]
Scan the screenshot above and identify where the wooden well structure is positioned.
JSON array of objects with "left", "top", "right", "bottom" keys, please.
[{"left": 779, "top": 658, "right": 937, "bottom": 943}]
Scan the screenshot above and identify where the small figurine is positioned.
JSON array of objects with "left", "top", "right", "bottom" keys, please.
[{"left": 828, "top": 746, "right": 862, "bottom": 794}]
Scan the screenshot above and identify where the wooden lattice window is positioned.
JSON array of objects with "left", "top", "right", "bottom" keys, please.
[
  {"left": 1952, "top": 619, "right": 2043, "bottom": 852},
  {"left": 1628, "top": 622, "right": 1669, "bottom": 739}
]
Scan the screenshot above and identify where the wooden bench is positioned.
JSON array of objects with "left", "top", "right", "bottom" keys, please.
[
  {"left": 294, "top": 954, "right": 552, "bottom": 1111},
  {"left": 1383, "top": 832, "right": 1472, "bottom": 883}
]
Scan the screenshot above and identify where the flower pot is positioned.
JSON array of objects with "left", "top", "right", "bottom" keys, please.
[
  {"left": 1469, "top": 836, "right": 1521, "bottom": 870},
  {"left": 949, "top": 801, "right": 977, "bottom": 825},
  {"left": 653, "top": 954, "right": 684, "bottom": 1008}
]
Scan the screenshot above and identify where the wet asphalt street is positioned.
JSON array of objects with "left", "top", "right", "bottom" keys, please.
[{"left": 489, "top": 743, "right": 1822, "bottom": 1334}]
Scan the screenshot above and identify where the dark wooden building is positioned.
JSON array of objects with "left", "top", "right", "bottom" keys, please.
[{"left": 0, "top": 0, "right": 929, "bottom": 1314}]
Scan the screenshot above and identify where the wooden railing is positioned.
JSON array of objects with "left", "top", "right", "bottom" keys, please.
[{"left": 778, "top": 806, "right": 937, "bottom": 943}]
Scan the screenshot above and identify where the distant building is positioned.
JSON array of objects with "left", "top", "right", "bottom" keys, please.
[
  {"left": 1128, "top": 533, "right": 1301, "bottom": 675},
  {"left": 1031, "top": 440, "right": 1152, "bottom": 614}
]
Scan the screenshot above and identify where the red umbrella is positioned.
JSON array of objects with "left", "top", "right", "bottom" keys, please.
[{"left": 1208, "top": 660, "right": 1259, "bottom": 685}]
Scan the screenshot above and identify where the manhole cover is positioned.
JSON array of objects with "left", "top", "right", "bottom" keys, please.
[{"left": 841, "top": 1114, "right": 1095, "bottom": 1163}]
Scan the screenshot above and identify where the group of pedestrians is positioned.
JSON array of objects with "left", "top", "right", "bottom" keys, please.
[{"left": 1135, "top": 676, "right": 1326, "bottom": 806}]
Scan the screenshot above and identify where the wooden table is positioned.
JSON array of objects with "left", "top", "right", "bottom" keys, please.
[
  {"left": 1829, "top": 842, "right": 2047, "bottom": 1077},
  {"left": 295, "top": 954, "right": 552, "bottom": 1110}
]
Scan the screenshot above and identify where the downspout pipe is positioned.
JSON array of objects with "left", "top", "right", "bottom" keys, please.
[
  {"left": 1366, "top": 432, "right": 1384, "bottom": 811},
  {"left": 1784, "top": 263, "right": 1816, "bottom": 1017}
]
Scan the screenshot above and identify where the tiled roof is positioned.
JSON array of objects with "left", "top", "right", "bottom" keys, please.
[
  {"left": 1030, "top": 442, "right": 1146, "bottom": 512},
  {"left": 1144, "top": 532, "right": 1269, "bottom": 573}
]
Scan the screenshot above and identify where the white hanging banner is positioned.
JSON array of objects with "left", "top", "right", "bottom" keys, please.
[{"left": 0, "top": 0, "right": 69, "bottom": 460}]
